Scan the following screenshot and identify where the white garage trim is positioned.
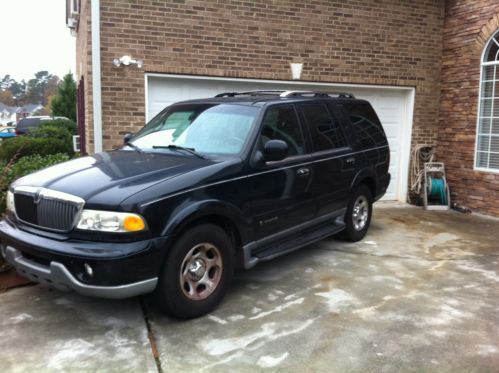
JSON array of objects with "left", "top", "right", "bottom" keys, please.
[
  {"left": 144, "top": 73, "right": 415, "bottom": 202},
  {"left": 91, "top": 0, "right": 103, "bottom": 153},
  {"left": 399, "top": 89, "right": 415, "bottom": 203}
]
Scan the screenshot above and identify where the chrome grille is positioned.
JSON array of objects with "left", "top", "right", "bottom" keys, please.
[
  {"left": 13, "top": 187, "right": 85, "bottom": 232},
  {"left": 36, "top": 198, "right": 80, "bottom": 231}
]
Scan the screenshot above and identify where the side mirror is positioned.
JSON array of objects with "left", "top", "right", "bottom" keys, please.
[
  {"left": 263, "top": 139, "right": 288, "bottom": 162},
  {"left": 123, "top": 132, "right": 134, "bottom": 144}
]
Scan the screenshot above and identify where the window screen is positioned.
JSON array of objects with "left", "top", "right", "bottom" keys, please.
[
  {"left": 476, "top": 30, "right": 499, "bottom": 171},
  {"left": 300, "top": 104, "right": 347, "bottom": 151}
]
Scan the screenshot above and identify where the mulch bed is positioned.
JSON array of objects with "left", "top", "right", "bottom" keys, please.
[{"left": 0, "top": 266, "right": 34, "bottom": 292}]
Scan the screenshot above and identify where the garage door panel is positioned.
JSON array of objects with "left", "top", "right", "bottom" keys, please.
[
  {"left": 147, "top": 76, "right": 411, "bottom": 201},
  {"left": 384, "top": 126, "right": 400, "bottom": 139},
  {"left": 388, "top": 139, "right": 399, "bottom": 154}
]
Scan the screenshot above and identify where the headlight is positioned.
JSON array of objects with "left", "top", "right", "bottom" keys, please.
[
  {"left": 76, "top": 210, "right": 147, "bottom": 232},
  {"left": 6, "top": 190, "right": 15, "bottom": 214}
]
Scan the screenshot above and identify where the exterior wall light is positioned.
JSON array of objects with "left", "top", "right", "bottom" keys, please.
[
  {"left": 112, "top": 55, "right": 144, "bottom": 69},
  {"left": 290, "top": 62, "right": 303, "bottom": 80}
]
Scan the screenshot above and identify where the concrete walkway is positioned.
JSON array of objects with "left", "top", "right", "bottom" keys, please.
[{"left": 1, "top": 205, "right": 498, "bottom": 372}]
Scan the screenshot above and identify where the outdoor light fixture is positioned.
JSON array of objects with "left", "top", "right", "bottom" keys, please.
[
  {"left": 112, "top": 55, "right": 144, "bottom": 69},
  {"left": 290, "top": 62, "right": 303, "bottom": 80}
]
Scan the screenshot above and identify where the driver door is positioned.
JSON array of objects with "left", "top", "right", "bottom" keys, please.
[{"left": 248, "top": 104, "right": 315, "bottom": 240}]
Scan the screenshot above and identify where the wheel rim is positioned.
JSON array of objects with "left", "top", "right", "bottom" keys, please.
[
  {"left": 179, "top": 242, "right": 223, "bottom": 301},
  {"left": 352, "top": 195, "right": 369, "bottom": 231}
]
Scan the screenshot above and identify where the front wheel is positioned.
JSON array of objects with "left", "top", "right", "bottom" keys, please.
[
  {"left": 341, "top": 184, "right": 373, "bottom": 242},
  {"left": 155, "top": 224, "right": 234, "bottom": 319}
]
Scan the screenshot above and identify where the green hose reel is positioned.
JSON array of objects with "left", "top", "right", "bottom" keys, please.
[
  {"left": 424, "top": 163, "right": 450, "bottom": 210},
  {"left": 427, "top": 176, "right": 448, "bottom": 205}
]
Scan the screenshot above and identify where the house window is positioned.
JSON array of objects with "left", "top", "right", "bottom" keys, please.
[{"left": 476, "top": 30, "right": 499, "bottom": 171}]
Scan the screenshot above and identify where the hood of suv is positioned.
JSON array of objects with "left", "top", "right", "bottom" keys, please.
[{"left": 12, "top": 150, "right": 223, "bottom": 209}]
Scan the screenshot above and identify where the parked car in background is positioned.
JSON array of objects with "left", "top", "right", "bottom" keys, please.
[
  {"left": 15, "top": 116, "right": 71, "bottom": 135},
  {"left": 0, "top": 127, "right": 16, "bottom": 142},
  {"left": 0, "top": 90, "right": 390, "bottom": 319}
]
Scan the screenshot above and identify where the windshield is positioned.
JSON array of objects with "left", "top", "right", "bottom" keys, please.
[{"left": 130, "top": 104, "right": 258, "bottom": 155}]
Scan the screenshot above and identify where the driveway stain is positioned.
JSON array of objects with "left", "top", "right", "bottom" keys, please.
[{"left": 1, "top": 205, "right": 499, "bottom": 372}]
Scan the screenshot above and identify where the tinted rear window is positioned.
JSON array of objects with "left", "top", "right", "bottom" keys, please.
[
  {"left": 300, "top": 103, "right": 347, "bottom": 151},
  {"left": 342, "top": 102, "right": 387, "bottom": 148}
]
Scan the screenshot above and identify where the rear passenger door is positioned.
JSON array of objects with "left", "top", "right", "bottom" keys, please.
[{"left": 298, "top": 103, "right": 356, "bottom": 216}]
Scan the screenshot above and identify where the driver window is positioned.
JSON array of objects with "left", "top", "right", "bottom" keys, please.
[{"left": 260, "top": 105, "right": 305, "bottom": 156}]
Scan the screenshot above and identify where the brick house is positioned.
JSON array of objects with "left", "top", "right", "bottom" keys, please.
[{"left": 66, "top": 0, "right": 499, "bottom": 216}]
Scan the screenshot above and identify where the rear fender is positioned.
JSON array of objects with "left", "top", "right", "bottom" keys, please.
[{"left": 350, "top": 169, "right": 377, "bottom": 195}]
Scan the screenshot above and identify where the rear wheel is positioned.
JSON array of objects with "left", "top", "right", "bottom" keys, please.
[
  {"left": 156, "top": 224, "right": 234, "bottom": 319},
  {"left": 341, "top": 184, "right": 373, "bottom": 242}
]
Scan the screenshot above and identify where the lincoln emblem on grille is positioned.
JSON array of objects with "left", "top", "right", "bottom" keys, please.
[{"left": 33, "top": 189, "right": 42, "bottom": 204}]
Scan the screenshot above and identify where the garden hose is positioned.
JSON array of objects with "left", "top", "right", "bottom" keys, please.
[
  {"left": 409, "top": 144, "right": 434, "bottom": 202},
  {"left": 427, "top": 176, "right": 447, "bottom": 205}
]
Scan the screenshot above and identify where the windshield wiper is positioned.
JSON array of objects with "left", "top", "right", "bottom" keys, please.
[
  {"left": 124, "top": 142, "right": 143, "bottom": 153},
  {"left": 152, "top": 144, "right": 206, "bottom": 159}
]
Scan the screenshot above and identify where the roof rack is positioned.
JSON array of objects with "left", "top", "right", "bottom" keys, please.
[
  {"left": 214, "top": 90, "right": 355, "bottom": 99},
  {"left": 214, "top": 90, "right": 285, "bottom": 97},
  {"left": 279, "top": 90, "right": 355, "bottom": 98}
]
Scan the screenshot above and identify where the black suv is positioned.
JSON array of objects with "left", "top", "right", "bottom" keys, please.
[{"left": 0, "top": 91, "right": 390, "bottom": 318}]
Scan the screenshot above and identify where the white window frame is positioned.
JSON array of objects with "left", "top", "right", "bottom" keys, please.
[{"left": 475, "top": 30, "right": 499, "bottom": 173}]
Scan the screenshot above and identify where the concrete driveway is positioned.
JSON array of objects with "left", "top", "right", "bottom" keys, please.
[{"left": 1, "top": 204, "right": 498, "bottom": 372}]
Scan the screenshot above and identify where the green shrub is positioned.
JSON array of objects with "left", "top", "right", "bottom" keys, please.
[
  {"left": 38, "top": 119, "right": 77, "bottom": 135},
  {"left": 31, "top": 119, "right": 77, "bottom": 145},
  {"left": 0, "top": 136, "right": 74, "bottom": 162},
  {"left": 32, "top": 125, "right": 72, "bottom": 144},
  {"left": 0, "top": 153, "right": 71, "bottom": 214},
  {"left": 9, "top": 153, "right": 72, "bottom": 180}
]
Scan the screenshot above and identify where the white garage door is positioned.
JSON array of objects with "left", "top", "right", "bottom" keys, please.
[{"left": 146, "top": 75, "right": 413, "bottom": 201}]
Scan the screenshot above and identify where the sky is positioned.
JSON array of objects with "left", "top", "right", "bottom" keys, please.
[{"left": 0, "top": 0, "right": 76, "bottom": 81}]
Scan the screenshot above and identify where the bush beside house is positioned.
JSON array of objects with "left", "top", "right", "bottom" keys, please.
[
  {"left": 0, "top": 153, "right": 71, "bottom": 213},
  {"left": 0, "top": 120, "right": 76, "bottom": 161},
  {"left": 0, "top": 119, "right": 77, "bottom": 269}
]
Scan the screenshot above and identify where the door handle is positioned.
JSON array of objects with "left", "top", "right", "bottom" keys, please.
[
  {"left": 346, "top": 157, "right": 356, "bottom": 164},
  {"left": 297, "top": 168, "right": 310, "bottom": 177}
]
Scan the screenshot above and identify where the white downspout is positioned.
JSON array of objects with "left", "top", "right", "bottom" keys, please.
[{"left": 91, "top": 0, "right": 103, "bottom": 153}]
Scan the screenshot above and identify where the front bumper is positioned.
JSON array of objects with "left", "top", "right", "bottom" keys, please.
[
  {"left": 0, "top": 218, "right": 170, "bottom": 299},
  {"left": 4, "top": 246, "right": 157, "bottom": 299}
]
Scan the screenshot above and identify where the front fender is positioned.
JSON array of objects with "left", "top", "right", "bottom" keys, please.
[{"left": 160, "top": 199, "right": 249, "bottom": 239}]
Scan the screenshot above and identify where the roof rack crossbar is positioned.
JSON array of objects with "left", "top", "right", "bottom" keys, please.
[
  {"left": 214, "top": 90, "right": 355, "bottom": 99},
  {"left": 215, "top": 90, "right": 285, "bottom": 98},
  {"left": 279, "top": 90, "right": 355, "bottom": 98}
]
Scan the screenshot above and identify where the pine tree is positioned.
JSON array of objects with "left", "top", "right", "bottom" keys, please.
[{"left": 51, "top": 73, "right": 76, "bottom": 121}]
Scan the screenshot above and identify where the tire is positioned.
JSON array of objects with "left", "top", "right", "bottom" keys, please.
[
  {"left": 155, "top": 224, "right": 234, "bottom": 319},
  {"left": 341, "top": 184, "right": 373, "bottom": 242}
]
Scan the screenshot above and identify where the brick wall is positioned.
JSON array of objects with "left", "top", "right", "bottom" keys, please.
[
  {"left": 73, "top": 0, "right": 444, "bottom": 152},
  {"left": 437, "top": 1, "right": 499, "bottom": 216}
]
